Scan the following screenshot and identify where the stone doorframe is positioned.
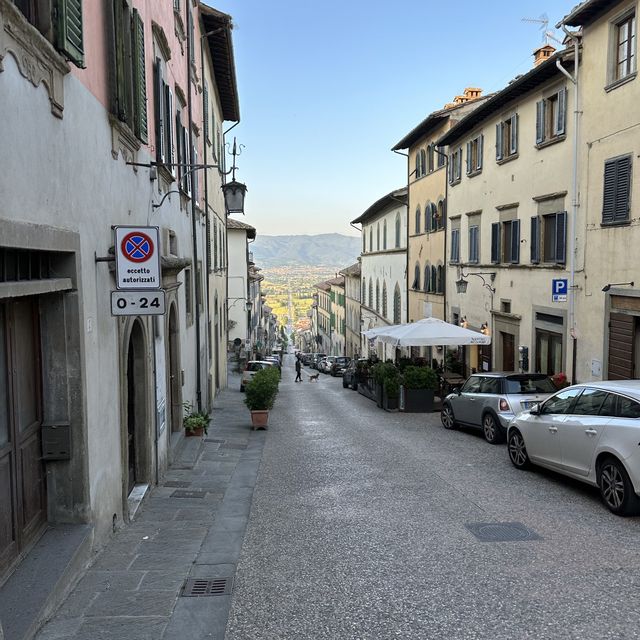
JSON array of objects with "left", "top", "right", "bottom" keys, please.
[{"left": 493, "top": 311, "right": 521, "bottom": 372}]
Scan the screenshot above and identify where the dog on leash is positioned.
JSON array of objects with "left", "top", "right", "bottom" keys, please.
[{"left": 308, "top": 373, "right": 319, "bottom": 382}]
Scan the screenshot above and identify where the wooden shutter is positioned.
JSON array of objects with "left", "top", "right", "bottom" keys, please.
[
  {"left": 556, "top": 87, "right": 567, "bottom": 136},
  {"left": 56, "top": 0, "right": 85, "bottom": 67},
  {"left": 165, "top": 87, "right": 174, "bottom": 171},
  {"left": 477, "top": 135, "right": 483, "bottom": 170},
  {"left": 603, "top": 156, "right": 632, "bottom": 223},
  {"left": 184, "top": 127, "right": 191, "bottom": 196},
  {"left": 510, "top": 114, "right": 518, "bottom": 154},
  {"left": 555, "top": 211, "right": 567, "bottom": 263},
  {"left": 495, "top": 123, "right": 503, "bottom": 161},
  {"left": 511, "top": 219, "right": 520, "bottom": 264},
  {"left": 456, "top": 149, "right": 462, "bottom": 179},
  {"left": 536, "top": 100, "right": 545, "bottom": 144},
  {"left": 608, "top": 313, "right": 635, "bottom": 379},
  {"left": 154, "top": 59, "right": 165, "bottom": 162},
  {"left": 530, "top": 216, "right": 540, "bottom": 264},
  {"left": 448, "top": 153, "right": 454, "bottom": 183},
  {"left": 175, "top": 112, "right": 183, "bottom": 183},
  {"left": 113, "top": 0, "right": 127, "bottom": 121},
  {"left": 132, "top": 10, "right": 147, "bottom": 142},
  {"left": 451, "top": 229, "right": 459, "bottom": 262},
  {"left": 491, "top": 223, "right": 500, "bottom": 264},
  {"left": 203, "top": 82, "right": 209, "bottom": 141},
  {"left": 466, "top": 142, "right": 472, "bottom": 174}
]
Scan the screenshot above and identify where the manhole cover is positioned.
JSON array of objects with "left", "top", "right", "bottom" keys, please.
[
  {"left": 182, "top": 578, "right": 232, "bottom": 597},
  {"left": 465, "top": 522, "right": 541, "bottom": 542},
  {"left": 171, "top": 489, "right": 208, "bottom": 499},
  {"left": 163, "top": 481, "right": 191, "bottom": 488}
]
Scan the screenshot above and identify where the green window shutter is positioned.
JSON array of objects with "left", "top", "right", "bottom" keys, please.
[
  {"left": 556, "top": 87, "right": 567, "bottom": 136},
  {"left": 495, "top": 123, "right": 503, "bottom": 161},
  {"left": 56, "top": 0, "right": 85, "bottom": 68},
  {"left": 203, "top": 82, "right": 209, "bottom": 141},
  {"left": 530, "top": 216, "right": 540, "bottom": 264},
  {"left": 113, "top": 0, "right": 127, "bottom": 121},
  {"left": 132, "top": 10, "right": 148, "bottom": 142},
  {"left": 511, "top": 219, "right": 520, "bottom": 264},
  {"left": 510, "top": 114, "right": 518, "bottom": 154},
  {"left": 491, "top": 222, "right": 500, "bottom": 264},
  {"left": 536, "top": 100, "right": 545, "bottom": 144},
  {"left": 556, "top": 212, "right": 567, "bottom": 263}
]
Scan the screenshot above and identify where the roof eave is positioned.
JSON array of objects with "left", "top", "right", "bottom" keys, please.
[
  {"left": 558, "top": 0, "right": 614, "bottom": 27},
  {"left": 200, "top": 3, "right": 240, "bottom": 122},
  {"left": 350, "top": 187, "right": 408, "bottom": 225}
]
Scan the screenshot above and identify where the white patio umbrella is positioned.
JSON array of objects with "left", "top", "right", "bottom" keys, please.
[
  {"left": 372, "top": 317, "right": 491, "bottom": 347},
  {"left": 362, "top": 324, "right": 396, "bottom": 339}
]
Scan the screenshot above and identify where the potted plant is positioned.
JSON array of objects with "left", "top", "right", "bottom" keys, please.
[
  {"left": 183, "top": 402, "right": 210, "bottom": 437},
  {"left": 401, "top": 366, "right": 439, "bottom": 412},
  {"left": 244, "top": 366, "right": 280, "bottom": 429},
  {"left": 372, "top": 362, "right": 396, "bottom": 408},
  {"left": 382, "top": 369, "right": 400, "bottom": 411}
]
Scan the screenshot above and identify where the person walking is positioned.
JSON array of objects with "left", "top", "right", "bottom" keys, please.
[{"left": 295, "top": 357, "right": 302, "bottom": 382}]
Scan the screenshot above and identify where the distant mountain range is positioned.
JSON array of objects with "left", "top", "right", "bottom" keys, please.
[{"left": 251, "top": 233, "right": 361, "bottom": 269}]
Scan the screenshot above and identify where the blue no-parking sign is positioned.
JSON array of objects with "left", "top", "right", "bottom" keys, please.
[{"left": 552, "top": 278, "right": 568, "bottom": 302}]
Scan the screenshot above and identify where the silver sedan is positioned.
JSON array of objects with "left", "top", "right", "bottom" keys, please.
[{"left": 507, "top": 380, "right": 640, "bottom": 516}]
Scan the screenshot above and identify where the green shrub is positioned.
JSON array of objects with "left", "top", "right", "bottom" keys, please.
[
  {"left": 402, "top": 366, "right": 438, "bottom": 390},
  {"left": 244, "top": 367, "right": 280, "bottom": 411},
  {"left": 383, "top": 371, "right": 401, "bottom": 398},
  {"left": 372, "top": 361, "right": 397, "bottom": 384}
]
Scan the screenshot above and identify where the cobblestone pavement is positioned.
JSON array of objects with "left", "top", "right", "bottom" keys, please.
[{"left": 226, "top": 356, "right": 640, "bottom": 640}]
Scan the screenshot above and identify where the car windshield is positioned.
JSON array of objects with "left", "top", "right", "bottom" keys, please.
[
  {"left": 246, "top": 362, "right": 264, "bottom": 372},
  {"left": 504, "top": 375, "right": 555, "bottom": 394}
]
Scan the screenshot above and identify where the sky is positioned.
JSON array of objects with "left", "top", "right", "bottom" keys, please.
[{"left": 208, "top": 0, "right": 580, "bottom": 237}]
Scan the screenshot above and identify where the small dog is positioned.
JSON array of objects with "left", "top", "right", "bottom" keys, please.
[{"left": 308, "top": 373, "right": 319, "bottom": 382}]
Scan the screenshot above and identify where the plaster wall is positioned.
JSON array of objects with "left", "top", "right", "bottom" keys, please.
[
  {"left": 445, "top": 75, "right": 574, "bottom": 374},
  {"left": 572, "top": 1, "right": 640, "bottom": 380},
  {"left": 227, "top": 230, "right": 249, "bottom": 343}
]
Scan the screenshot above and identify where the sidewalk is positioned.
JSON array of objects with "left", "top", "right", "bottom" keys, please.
[{"left": 34, "top": 374, "right": 265, "bottom": 640}]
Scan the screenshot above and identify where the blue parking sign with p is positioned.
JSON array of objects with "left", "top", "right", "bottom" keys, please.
[{"left": 552, "top": 279, "right": 568, "bottom": 302}]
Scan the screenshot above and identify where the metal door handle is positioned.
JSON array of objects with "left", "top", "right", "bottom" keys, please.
[
  {"left": 585, "top": 429, "right": 598, "bottom": 436},
  {"left": 549, "top": 426, "right": 558, "bottom": 433}
]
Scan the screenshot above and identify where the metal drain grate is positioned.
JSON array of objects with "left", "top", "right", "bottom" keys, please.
[
  {"left": 182, "top": 578, "right": 232, "bottom": 597},
  {"left": 220, "top": 443, "right": 247, "bottom": 450},
  {"left": 170, "top": 489, "right": 208, "bottom": 499},
  {"left": 163, "top": 481, "right": 191, "bottom": 488},
  {"left": 465, "top": 522, "right": 542, "bottom": 542}
]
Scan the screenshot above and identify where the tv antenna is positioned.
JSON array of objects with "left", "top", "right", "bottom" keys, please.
[{"left": 522, "top": 13, "right": 562, "bottom": 45}]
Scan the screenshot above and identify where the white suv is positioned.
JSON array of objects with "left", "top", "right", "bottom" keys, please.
[{"left": 240, "top": 360, "right": 276, "bottom": 392}]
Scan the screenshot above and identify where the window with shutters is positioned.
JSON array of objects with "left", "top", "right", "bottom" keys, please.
[
  {"left": 450, "top": 227, "right": 460, "bottom": 263},
  {"left": 395, "top": 214, "right": 401, "bottom": 248},
  {"left": 175, "top": 102, "right": 189, "bottom": 194},
  {"left": 436, "top": 265, "right": 444, "bottom": 294},
  {"left": 468, "top": 224, "right": 479, "bottom": 264},
  {"left": 375, "top": 280, "right": 380, "bottom": 313},
  {"left": 496, "top": 114, "right": 518, "bottom": 162},
  {"left": 466, "top": 134, "right": 483, "bottom": 176},
  {"left": 11, "top": 0, "right": 85, "bottom": 68},
  {"left": 436, "top": 200, "right": 445, "bottom": 231},
  {"left": 415, "top": 207, "right": 421, "bottom": 235},
  {"left": 424, "top": 263, "right": 431, "bottom": 292},
  {"left": 449, "top": 147, "right": 463, "bottom": 185},
  {"left": 393, "top": 284, "right": 401, "bottom": 324},
  {"left": 602, "top": 155, "right": 632, "bottom": 225},
  {"left": 377, "top": 223, "right": 380, "bottom": 250},
  {"left": 368, "top": 280, "right": 373, "bottom": 308},
  {"left": 530, "top": 212, "right": 567, "bottom": 263},
  {"left": 412, "top": 264, "right": 421, "bottom": 290},
  {"left": 383, "top": 221, "right": 387, "bottom": 249},
  {"left": 491, "top": 220, "right": 520, "bottom": 264},
  {"left": 611, "top": 12, "right": 637, "bottom": 84},
  {"left": 427, "top": 144, "right": 435, "bottom": 173},
  {"left": 536, "top": 87, "right": 567, "bottom": 147},
  {"left": 111, "top": 1, "right": 148, "bottom": 143},
  {"left": 382, "top": 283, "right": 388, "bottom": 318},
  {"left": 153, "top": 54, "right": 174, "bottom": 174}
]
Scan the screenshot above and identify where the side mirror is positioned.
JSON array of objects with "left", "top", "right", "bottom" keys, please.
[
  {"left": 453, "top": 386, "right": 461, "bottom": 395},
  {"left": 529, "top": 403, "right": 540, "bottom": 415}
]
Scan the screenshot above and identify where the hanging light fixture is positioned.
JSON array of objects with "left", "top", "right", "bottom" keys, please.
[{"left": 222, "top": 137, "right": 248, "bottom": 215}]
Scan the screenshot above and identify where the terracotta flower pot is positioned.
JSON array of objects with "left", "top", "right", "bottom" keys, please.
[
  {"left": 250, "top": 410, "right": 269, "bottom": 430},
  {"left": 185, "top": 426, "right": 204, "bottom": 437}
]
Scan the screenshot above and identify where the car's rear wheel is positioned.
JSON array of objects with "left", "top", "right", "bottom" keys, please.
[
  {"left": 441, "top": 403, "right": 457, "bottom": 430},
  {"left": 482, "top": 413, "right": 504, "bottom": 444},
  {"left": 598, "top": 457, "right": 640, "bottom": 516},
  {"left": 508, "top": 428, "right": 530, "bottom": 469}
]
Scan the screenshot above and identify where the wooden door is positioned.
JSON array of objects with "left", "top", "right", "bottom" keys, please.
[
  {"left": 608, "top": 313, "right": 635, "bottom": 379},
  {"left": 0, "top": 298, "right": 46, "bottom": 577},
  {"left": 502, "top": 332, "right": 515, "bottom": 371}
]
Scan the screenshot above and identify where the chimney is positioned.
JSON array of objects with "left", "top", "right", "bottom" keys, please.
[
  {"left": 444, "top": 87, "right": 483, "bottom": 109},
  {"left": 533, "top": 44, "right": 555, "bottom": 66}
]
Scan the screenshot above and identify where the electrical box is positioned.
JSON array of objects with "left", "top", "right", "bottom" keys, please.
[{"left": 41, "top": 423, "right": 71, "bottom": 460}]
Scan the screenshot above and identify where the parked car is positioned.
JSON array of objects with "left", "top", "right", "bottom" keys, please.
[
  {"left": 240, "top": 360, "right": 276, "bottom": 392},
  {"left": 301, "top": 353, "right": 313, "bottom": 366},
  {"left": 440, "top": 372, "right": 556, "bottom": 444},
  {"left": 310, "top": 353, "right": 326, "bottom": 369},
  {"left": 343, "top": 358, "right": 368, "bottom": 389},
  {"left": 330, "top": 357, "right": 351, "bottom": 376},
  {"left": 320, "top": 356, "right": 336, "bottom": 374},
  {"left": 264, "top": 356, "right": 281, "bottom": 372},
  {"left": 507, "top": 380, "right": 640, "bottom": 516}
]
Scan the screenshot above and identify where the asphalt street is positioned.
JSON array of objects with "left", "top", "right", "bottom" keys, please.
[
  {"left": 32, "top": 355, "right": 640, "bottom": 640},
  {"left": 226, "top": 355, "right": 640, "bottom": 640}
]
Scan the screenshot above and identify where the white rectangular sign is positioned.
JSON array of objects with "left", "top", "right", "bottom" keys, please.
[
  {"left": 115, "top": 226, "right": 161, "bottom": 289},
  {"left": 111, "top": 290, "right": 166, "bottom": 316}
]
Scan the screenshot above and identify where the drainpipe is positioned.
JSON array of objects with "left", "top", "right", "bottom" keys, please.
[
  {"left": 556, "top": 30, "right": 580, "bottom": 384},
  {"left": 186, "top": 5, "right": 202, "bottom": 411}
]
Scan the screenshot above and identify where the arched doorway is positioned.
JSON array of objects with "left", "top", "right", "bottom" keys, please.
[
  {"left": 126, "top": 319, "right": 148, "bottom": 495},
  {"left": 168, "top": 304, "right": 182, "bottom": 433}
]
